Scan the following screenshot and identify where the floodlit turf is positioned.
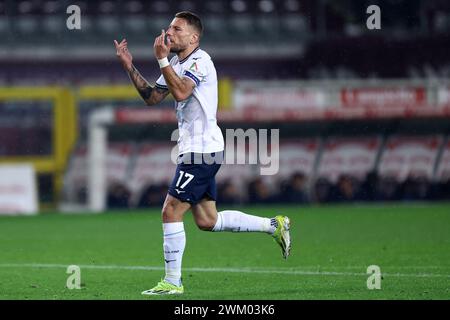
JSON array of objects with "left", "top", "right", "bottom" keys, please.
[{"left": 0, "top": 203, "right": 449, "bottom": 300}]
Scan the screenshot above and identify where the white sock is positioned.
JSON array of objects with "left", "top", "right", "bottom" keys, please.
[
  {"left": 162, "top": 222, "right": 185, "bottom": 287},
  {"left": 212, "top": 210, "right": 277, "bottom": 234}
]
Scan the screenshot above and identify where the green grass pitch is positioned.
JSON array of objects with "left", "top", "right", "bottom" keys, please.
[{"left": 0, "top": 203, "right": 449, "bottom": 300}]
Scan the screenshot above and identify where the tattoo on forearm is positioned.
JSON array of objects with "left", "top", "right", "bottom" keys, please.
[
  {"left": 128, "top": 64, "right": 153, "bottom": 101},
  {"left": 139, "top": 86, "right": 153, "bottom": 101},
  {"left": 155, "top": 87, "right": 169, "bottom": 94}
]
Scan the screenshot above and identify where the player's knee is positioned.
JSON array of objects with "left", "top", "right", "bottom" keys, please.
[
  {"left": 161, "top": 203, "right": 175, "bottom": 220},
  {"left": 196, "top": 218, "right": 215, "bottom": 231}
]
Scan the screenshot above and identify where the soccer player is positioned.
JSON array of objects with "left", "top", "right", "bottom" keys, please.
[{"left": 114, "top": 11, "right": 291, "bottom": 295}]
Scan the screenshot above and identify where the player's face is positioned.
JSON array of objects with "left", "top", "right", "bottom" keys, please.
[{"left": 166, "top": 18, "right": 197, "bottom": 53}]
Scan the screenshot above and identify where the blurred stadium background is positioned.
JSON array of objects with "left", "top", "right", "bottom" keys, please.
[
  {"left": 1, "top": 0, "right": 450, "bottom": 301},
  {"left": 0, "top": 0, "right": 450, "bottom": 213}
]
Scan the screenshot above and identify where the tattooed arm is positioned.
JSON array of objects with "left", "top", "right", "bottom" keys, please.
[
  {"left": 114, "top": 39, "right": 169, "bottom": 106},
  {"left": 127, "top": 64, "right": 169, "bottom": 106}
]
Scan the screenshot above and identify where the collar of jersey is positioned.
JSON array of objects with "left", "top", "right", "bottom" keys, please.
[{"left": 178, "top": 47, "right": 200, "bottom": 64}]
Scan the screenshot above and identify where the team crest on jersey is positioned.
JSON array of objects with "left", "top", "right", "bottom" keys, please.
[{"left": 189, "top": 62, "right": 198, "bottom": 73}]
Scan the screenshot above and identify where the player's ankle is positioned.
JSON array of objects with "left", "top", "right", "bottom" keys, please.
[
  {"left": 165, "top": 277, "right": 182, "bottom": 287},
  {"left": 269, "top": 217, "right": 278, "bottom": 234}
]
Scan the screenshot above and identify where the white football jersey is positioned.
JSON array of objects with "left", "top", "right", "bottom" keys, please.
[{"left": 156, "top": 47, "right": 224, "bottom": 156}]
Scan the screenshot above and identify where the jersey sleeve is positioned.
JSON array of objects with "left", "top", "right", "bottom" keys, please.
[
  {"left": 155, "top": 74, "right": 168, "bottom": 90},
  {"left": 182, "top": 59, "right": 208, "bottom": 87}
]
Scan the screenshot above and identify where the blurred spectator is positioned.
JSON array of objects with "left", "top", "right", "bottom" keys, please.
[
  {"left": 137, "top": 183, "right": 167, "bottom": 208},
  {"left": 217, "top": 180, "right": 241, "bottom": 205},
  {"left": 334, "top": 175, "right": 358, "bottom": 202},
  {"left": 376, "top": 177, "right": 400, "bottom": 201},
  {"left": 247, "top": 178, "right": 276, "bottom": 204},
  {"left": 279, "top": 172, "right": 309, "bottom": 204},
  {"left": 106, "top": 182, "right": 131, "bottom": 209},
  {"left": 357, "top": 171, "right": 379, "bottom": 201},
  {"left": 433, "top": 178, "right": 450, "bottom": 200},
  {"left": 313, "top": 177, "right": 335, "bottom": 203},
  {"left": 76, "top": 186, "right": 87, "bottom": 204},
  {"left": 399, "top": 175, "right": 432, "bottom": 201}
]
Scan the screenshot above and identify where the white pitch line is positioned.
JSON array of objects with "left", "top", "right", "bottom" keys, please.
[{"left": 0, "top": 263, "right": 449, "bottom": 278}]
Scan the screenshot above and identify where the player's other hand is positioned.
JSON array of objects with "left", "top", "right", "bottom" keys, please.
[
  {"left": 154, "top": 29, "right": 171, "bottom": 60},
  {"left": 114, "top": 39, "right": 133, "bottom": 71}
]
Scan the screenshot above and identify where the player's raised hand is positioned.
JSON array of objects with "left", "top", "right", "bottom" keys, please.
[
  {"left": 114, "top": 39, "right": 133, "bottom": 71},
  {"left": 153, "top": 29, "right": 171, "bottom": 60}
]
